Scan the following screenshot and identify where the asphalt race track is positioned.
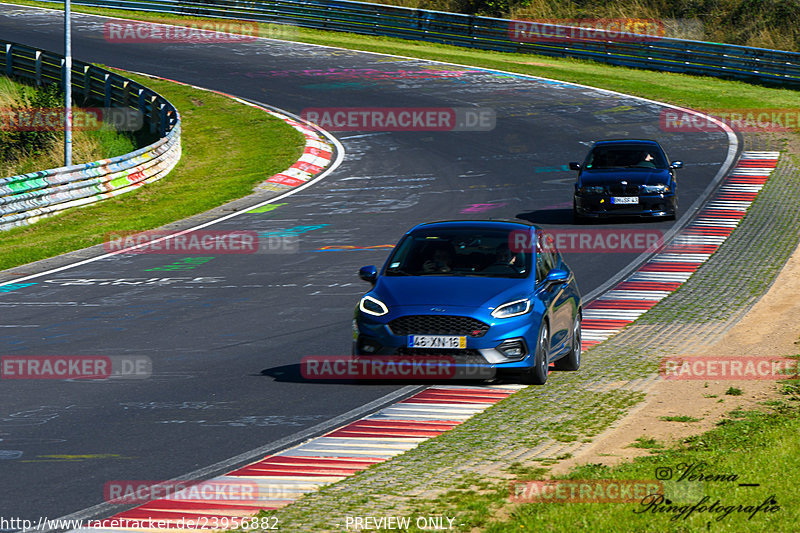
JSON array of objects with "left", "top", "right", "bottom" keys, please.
[{"left": 0, "top": 4, "right": 735, "bottom": 524}]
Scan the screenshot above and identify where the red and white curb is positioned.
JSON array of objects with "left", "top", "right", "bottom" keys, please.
[
  {"left": 580, "top": 151, "right": 780, "bottom": 349},
  {"left": 255, "top": 118, "right": 333, "bottom": 191},
  {"left": 79, "top": 385, "right": 522, "bottom": 531},
  {"left": 116, "top": 69, "right": 335, "bottom": 192}
]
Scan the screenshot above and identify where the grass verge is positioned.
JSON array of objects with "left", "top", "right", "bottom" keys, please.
[
  {"left": 0, "top": 75, "right": 137, "bottom": 176},
  {"left": 0, "top": 71, "right": 304, "bottom": 271},
  {"left": 376, "top": 377, "right": 800, "bottom": 532}
]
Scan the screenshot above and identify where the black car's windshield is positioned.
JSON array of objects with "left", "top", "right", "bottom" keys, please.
[
  {"left": 385, "top": 229, "right": 531, "bottom": 278},
  {"left": 585, "top": 145, "right": 668, "bottom": 170}
]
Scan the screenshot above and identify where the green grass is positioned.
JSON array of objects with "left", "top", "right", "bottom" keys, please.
[
  {"left": 0, "top": 75, "right": 138, "bottom": 176},
  {"left": 485, "top": 394, "right": 800, "bottom": 532},
  {"left": 659, "top": 415, "right": 702, "bottom": 422},
  {"left": 382, "top": 387, "right": 799, "bottom": 532},
  {"left": 0, "top": 72, "right": 304, "bottom": 271}
]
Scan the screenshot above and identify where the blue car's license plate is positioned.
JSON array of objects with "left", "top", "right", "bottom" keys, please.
[{"left": 407, "top": 335, "right": 466, "bottom": 349}]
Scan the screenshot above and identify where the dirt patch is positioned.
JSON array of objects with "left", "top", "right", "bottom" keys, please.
[{"left": 548, "top": 241, "right": 800, "bottom": 476}]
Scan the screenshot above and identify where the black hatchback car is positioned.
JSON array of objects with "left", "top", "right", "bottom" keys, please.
[{"left": 570, "top": 139, "right": 682, "bottom": 222}]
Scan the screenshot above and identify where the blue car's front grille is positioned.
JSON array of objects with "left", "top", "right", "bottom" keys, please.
[
  {"left": 395, "top": 347, "right": 486, "bottom": 363},
  {"left": 388, "top": 315, "right": 490, "bottom": 337}
]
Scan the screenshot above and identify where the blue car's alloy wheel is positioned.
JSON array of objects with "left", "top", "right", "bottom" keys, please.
[
  {"left": 524, "top": 322, "right": 550, "bottom": 385},
  {"left": 554, "top": 314, "right": 582, "bottom": 371}
]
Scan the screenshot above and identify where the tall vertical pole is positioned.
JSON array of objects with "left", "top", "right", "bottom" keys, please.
[{"left": 64, "top": 0, "right": 72, "bottom": 167}]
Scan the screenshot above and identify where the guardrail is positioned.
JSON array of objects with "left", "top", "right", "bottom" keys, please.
[
  {"left": 28, "top": 0, "right": 800, "bottom": 86},
  {"left": 0, "top": 40, "right": 180, "bottom": 231}
]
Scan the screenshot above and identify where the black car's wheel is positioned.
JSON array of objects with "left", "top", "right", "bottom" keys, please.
[
  {"left": 554, "top": 314, "right": 581, "bottom": 371},
  {"left": 522, "top": 322, "right": 550, "bottom": 385},
  {"left": 572, "top": 202, "right": 586, "bottom": 225}
]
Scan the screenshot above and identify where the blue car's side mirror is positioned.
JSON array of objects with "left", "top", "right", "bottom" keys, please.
[
  {"left": 359, "top": 265, "right": 378, "bottom": 284},
  {"left": 543, "top": 268, "right": 569, "bottom": 288},
  {"left": 569, "top": 162, "right": 581, "bottom": 171},
  {"left": 670, "top": 160, "right": 684, "bottom": 169}
]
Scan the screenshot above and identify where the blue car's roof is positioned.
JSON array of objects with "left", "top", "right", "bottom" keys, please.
[{"left": 406, "top": 219, "right": 539, "bottom": 234}]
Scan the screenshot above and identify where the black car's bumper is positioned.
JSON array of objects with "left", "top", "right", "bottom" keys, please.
[{"left": 574, "top": 193, "right": 676, "bottom": 218}]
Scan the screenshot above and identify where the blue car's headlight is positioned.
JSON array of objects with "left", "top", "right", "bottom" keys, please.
[
  {"left": 641, "top": 184, "right": 670, "bottom": 194},
  {"left": 359, "top": 295, "right": 389, "bottom": 316},
  {"left": 491, "top": 298, "right": 531, "bottom": 319},
  {"left": 578, "top": 186, "right": 605, "bottom": 195}
]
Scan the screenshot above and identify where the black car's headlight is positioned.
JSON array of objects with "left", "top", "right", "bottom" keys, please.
[
  {"left": 491, "top": 298, "right": 531, "bottom": 319},
  {"left": 641, "top": 184, "right": 671, "bottom": 194},
  {"left": 578, "top": 186, "right": 605, "bottom": 195},
  {"left": 359, "top": 295, "right": 389, "bottom": 316}
]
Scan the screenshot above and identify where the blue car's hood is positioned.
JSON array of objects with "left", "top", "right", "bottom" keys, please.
[
  {"left": 373, "top": 275, "right": 530, "bottom": 309},
  {"left": 580, "top": 168, "right": 670, "bottom": 186}
]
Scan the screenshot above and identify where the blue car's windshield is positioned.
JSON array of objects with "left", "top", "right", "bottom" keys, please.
[
  {"left": 385, "top": 229, "right": 531, "bottom": 278},
  {"left": 585, "top": 145, "right": 668, "bottom": 170}
]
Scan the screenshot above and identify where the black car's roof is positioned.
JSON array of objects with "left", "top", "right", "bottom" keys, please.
[{"left": 592, "top": 139, "right": 662, "bottom": 148}]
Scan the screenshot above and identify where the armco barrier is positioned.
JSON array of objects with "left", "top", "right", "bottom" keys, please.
[
  {"left": 28, "top": 0, "right": 800, "bottom": 87},
  {"left": 0, "top": 40, "right": 180, "bottom": 231}
]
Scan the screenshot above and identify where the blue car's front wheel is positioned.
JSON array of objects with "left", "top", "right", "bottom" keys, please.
[
  {"left": 523, "top": 322, "right": 550, "bottom": 385},
  {"left": 554, "top": 313, "right": 581, "bottom": 371}
]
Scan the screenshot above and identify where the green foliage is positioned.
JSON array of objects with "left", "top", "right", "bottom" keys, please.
[
  {"left": 88, "top": 122, "right": 137, "bottom": 159},
  {"left": 0, "top": 82, "right": 62, "bottom": 162}
]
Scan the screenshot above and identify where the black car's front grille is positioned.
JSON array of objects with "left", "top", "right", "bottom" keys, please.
[
  {"left": 388, "top": 315, "right": 490, "bottom": 337},
  {"left": 607, "top": 183, "right": 641, "bottom": 196}
]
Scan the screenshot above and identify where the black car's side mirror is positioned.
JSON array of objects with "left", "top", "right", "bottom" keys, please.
[
  {"left": 359, "top": 265, "right": 378, "bottom": 284},
  {"left": 670, "top": 161, "right": 684, "bottom": 169},
  {"left": 569, "top": 162, "right": 581, "bottom": 171}
]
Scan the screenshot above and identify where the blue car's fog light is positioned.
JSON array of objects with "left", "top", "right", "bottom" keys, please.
[
  {"left": 358, "top": 337, "right": 382, "bottom": 354},
  {"left": 497, "top": 339, "right": 527, "bottom": 360}
]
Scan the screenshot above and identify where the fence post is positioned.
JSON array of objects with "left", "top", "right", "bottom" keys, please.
[
  {"left": 35, "top": 50, "right": 42, "bottom": 85},
  {"left": 4, "top": 43, "right": 12, "bottom": 76},
  {"left": 83, "top": 64, "right": 91, "bottom": 102},
  {"left": 104, "top": 72, "right": 112, "bottom": 107}
]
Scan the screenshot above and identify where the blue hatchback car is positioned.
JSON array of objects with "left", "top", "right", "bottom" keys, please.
[{"left": 353, "top": 220, "right": 582, "bottom": 384}]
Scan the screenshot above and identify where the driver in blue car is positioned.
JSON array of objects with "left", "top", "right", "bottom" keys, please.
[{"left": 423, "top": 244, "right": 454, "bottom": 273}]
